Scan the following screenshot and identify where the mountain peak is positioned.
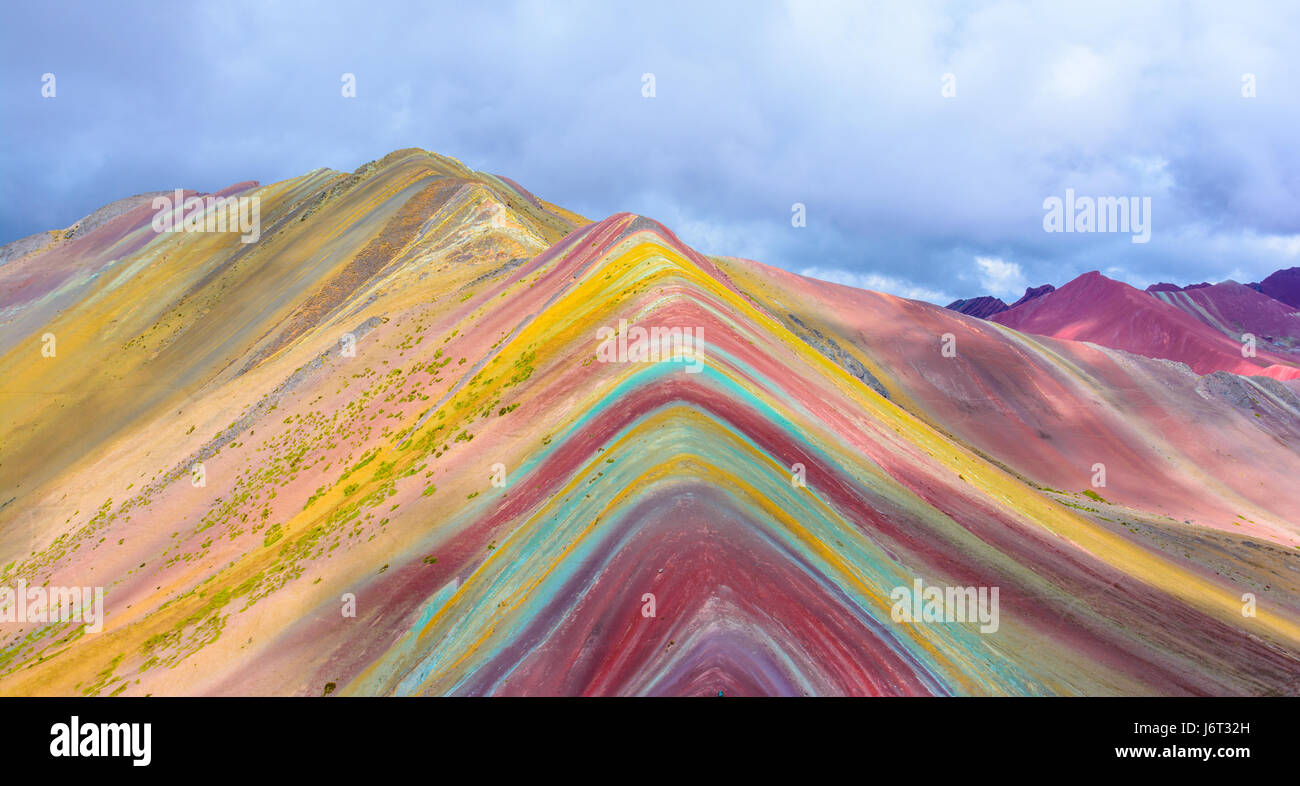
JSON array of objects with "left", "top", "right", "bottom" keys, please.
[
  {"left": 1255, "top": 266, "right": 1300, "bottom": 309},
  {"left": 1008, "top": 283, "right": 1054, "bottom": 308},
  {"left": 945, "top": 295, "right": 1008, "bottom": 318}
]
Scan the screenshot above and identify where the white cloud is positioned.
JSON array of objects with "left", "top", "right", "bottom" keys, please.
[
  {"left": 1103, "top": 266, "right": 1152, "bottom": 290},
  {"left": 800, "top": 267, "right": 955, "bottom": 305},
  {"left": 4, "top": 0, "right": 1300, "bottom": 293},
  {"left": 974, "top": 256, "right": 1027, "bottom": 299},
  {"left": 1259, "top": 233, "right": 1300, "bottom": 258}
]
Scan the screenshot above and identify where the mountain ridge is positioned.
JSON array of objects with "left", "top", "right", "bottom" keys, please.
[{"left": 3, "top": 149, "right": 1299, "bottom": 697}]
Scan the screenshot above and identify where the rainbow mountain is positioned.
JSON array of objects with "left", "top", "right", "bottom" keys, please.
[{"left": 2, "top": 149, "right": 1298, "bottom": 696}]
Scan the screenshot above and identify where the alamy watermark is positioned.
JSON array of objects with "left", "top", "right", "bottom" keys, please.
[
  {"left": 1043, "top": 188, "right": 1151, "bottom": 244},
  {"left": 0, "top": 580, "right": 105, "bottom": 634},
  {"left": 50, "top": 716, "right": 151, "bottom": 766},
  {"left": 151, "top": 188, "right": 260, "bottom": 243},
  {"left": 890, "top": 577, "right": 999, "bottom": 633},
  {"left": 596, "top": 319, "right": 704, "bottom": 373}
]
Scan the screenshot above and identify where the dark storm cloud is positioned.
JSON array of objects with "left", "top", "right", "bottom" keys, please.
[{"left": 2, "top": 0, "right": 1298, "bottom": 302}]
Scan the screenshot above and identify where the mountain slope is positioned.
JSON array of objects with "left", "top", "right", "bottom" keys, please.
[
  {"left": 1147, "top": 280, "right": 1300, "bottom": 353},
  {"left": 724, "top": 259, "right": 1300, "bottom": 541}
]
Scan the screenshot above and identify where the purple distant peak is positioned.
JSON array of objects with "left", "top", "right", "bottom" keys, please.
[
  {"left": 945, "top": 295, "right": 1008, "bottom": 319},
  {"left": 1008, "top": 283, "right": 1054, "bottom": 309},
  {"left": 1256, "top": 267, "right": 1300, "bottom": 309},
  {"left": 1146, "top": 281, "right": 1212, "bottom": 293}
]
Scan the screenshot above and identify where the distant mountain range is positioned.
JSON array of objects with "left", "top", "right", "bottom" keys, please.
[{"left": 948, "top": 268, "right": 1300, "bottom": 379}]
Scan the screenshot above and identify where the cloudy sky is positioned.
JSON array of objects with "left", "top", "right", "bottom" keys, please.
[{"left": 2, "top": 0, "right": 1298, "bottom": 303}]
